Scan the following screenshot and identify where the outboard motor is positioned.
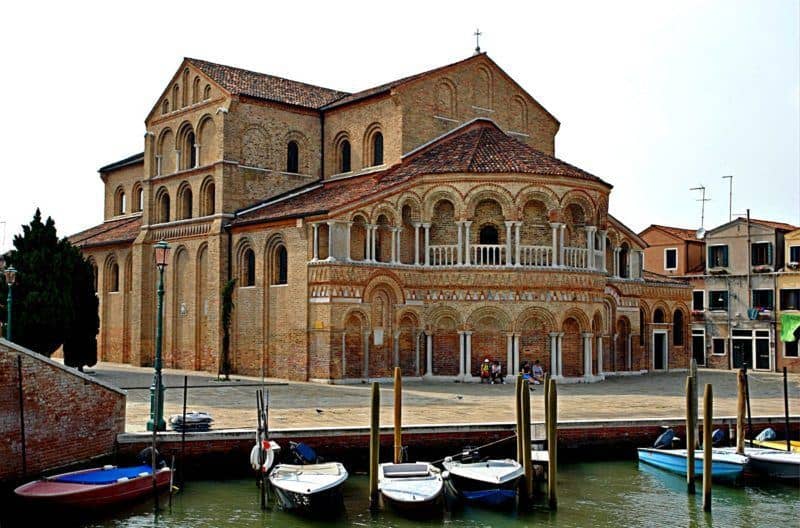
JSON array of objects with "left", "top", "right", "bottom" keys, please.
[
  {"left": 653, "top": 429, "right": 675, "bottom": 449},
  {"left": 137, "top": 447, "right": 166, "bottom": 468},
  {"left": 460, "top": 447, "right": 481, "bottom": 463},
  {"left": 711, "top": 428, "right": 725, "bottom": 447},
  {"left": 289, "top": 441, "right": 319, "bottom": 465},
  {"left": 756, "top": 427, "right": 777, "bottom": 441}
]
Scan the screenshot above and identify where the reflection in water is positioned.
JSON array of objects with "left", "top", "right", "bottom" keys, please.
[{"left": 6, "top": 461, "right": 798, "bottom": 528}]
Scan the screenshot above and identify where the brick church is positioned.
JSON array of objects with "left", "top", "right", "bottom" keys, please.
[{"left": 71, "top": 52, "right": 691, "bottom": 382}]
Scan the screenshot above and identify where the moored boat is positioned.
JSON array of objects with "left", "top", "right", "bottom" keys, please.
[
  {"left": 748, "top": 450, "right": 800, "bottom": 480},
  {"left": 378, "top": 462, "right": 444, "bottom": 515},
  {"left": 268, "top": 462, "right": 348, "bottom": 513},
  {"left": 637, "top": 448, "right": 747, "bottom": 480},
  {"left": 442, "top": 457, "right": 522, "bottom": 507},
  {"left": 14, "top": 465, "right": 172, "bottom": 508},
  {"left": 750, "top": 439, "right": 800, "bottom": 453}
]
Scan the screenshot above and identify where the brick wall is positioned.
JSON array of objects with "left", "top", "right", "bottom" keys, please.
[
  {"left": 0, "top": 339, "right": 126, "bottom": 483},
  {"left": 562, "top": 319, "right": 583, "bottom": 377}
]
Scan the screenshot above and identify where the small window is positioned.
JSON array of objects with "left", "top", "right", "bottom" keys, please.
[
  {"left": 187, "top": 131, "right": 197, "bottom": 168},
  {"left": 732, "top": 329, "right": 752, "bottom": 337},
  {"left": 709, "top": 290, "right": 728, "bottom": 311},
  {"left": 203, "top": 85, "right": 211, "bottom": 100},
  {"left": 479, "top": 224, "right": 499, "bottom": 245},
  {"left": 114, "top": 188, "right": 126, "bottom": 216},
  {"left": 751, "top": 242, "right": 772, "bottom": 266},
  {"left": 108, "top": 263, "right": 119, "bottom": 292},
  {"left": 664, "top": 248, "right": 677, "bottom": 270},
  {"left": 673, "top": 310, "right": 684, "bottom": 346},
  {"left": 712, "top": 338, "right": 726, "bottom": 356},
  {"left": 372, "top": 132, "right": 383, "bottom": 166},
  {"left": 162, "top": 99, "right": 169, "bottom": 114},
  {"left": 287, "top": 141, "right": 299, "bottom": 173},
  {"left": 653, "top": 308, "right": 665, "bottom": 324},
  {"left": 242, "top": 249, "right": 255, "bottom": 287},
  {"left": 780, "top": 289, "right": 800, "bottom": 311},
  {"left": 789, "top": 246, "right": 800, "bottom": 263},
  {"left": 692, "top": 291, "right": 704, "bottom": 311},
  {"left": 708, "top": 245, "right": 729, "bottom": 268},
  {"left": 752, "top": 289, "right": 774, "bottom": 310},
  {"left": 133, "top": 185, "right": 143, "bottom": 212},
  {"left": 340, "top": 140, "right": 351, "bottom": 173}
]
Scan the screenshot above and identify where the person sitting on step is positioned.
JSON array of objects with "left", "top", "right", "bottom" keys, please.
[
  {"left": 490, "top": 360, "right": 504, "bottom": 384},
  {"left": 480, "top": 358, "right": 491, "bottom": 383},
  {"left": 532, "top": 359, "right": 544, "bottom": 384}
]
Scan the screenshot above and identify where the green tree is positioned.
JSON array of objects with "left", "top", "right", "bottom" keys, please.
[
  {"left": 0, "top": 210, "right": 99, "bottom": 369},
  {"left": 219, "top": 278, "right": 236, "bottom": 381}
]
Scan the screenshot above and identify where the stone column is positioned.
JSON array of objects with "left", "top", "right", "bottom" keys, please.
[
  {"left": 344, "top": 221, "right": 353, "bottom": 262},
  {"left": 155, "top": 155, "right": 162, "bottom": 177},
  {"left": 556, "top": 332, "right": 564, "bottom": 377},
  {"left": 312, "top": 223, "right": 319, "bottom": 261},
  {"left": 549, "top": 332, "right": 559, "bottom": 379},
  {"left": 613, "top": 247, "right": 620, "bottom": 277},
  {"left": 390, "top": 227, "right": 398, "bottom": 264},
  {"left": 504, "top": 221, "right": 514, "bottom": 266},
  {"left": 627, "top": 334, "right": 632, "bottom": 370},
  {"left": 463, "top": 331, "right": 474, "bottom": 380},
  {"left": 341, "top": 333, "right": 347, "bottom": 379},
  {"left": 457, "top": 331, "right": 466, "bottom": 380},
  {"left": 585, "top": 226, "right": 596, "bottom": 270},
  {"left": 514, "top": 222, "right": 522, "bottom": 267},
  {"left": 635, "top": 250, "right": 644, "bottom": 279},
  {"left": 425, "top": 332, "right": 433, "bottom": 378},
  {"left": 597, "top": 336, "right": 604, "bottom": 375},
  {"left": 326, "top": 221, "right": 336, "bottom": 262},
  {"left": 464, "top": 221, "right": 472, "bottom": 266},
  {"left": 559, "top": 224, "right": 566, "bottom": 267},
  {"left": 513, "top": 333, "right": 521, "bottom": 374},
  {"left": 194, "top": 143, "right": 200, "bottom": 168},
  {"left": 412, "top": 223, "right": 421, "bottom": 266},
  {"left": 506, "top": 333, "right": 514, "bottom": 379},
  {"left": 175, "top": 150, "right": 181, "bottom": 173},
  {"left": 583, "top": 332, "right": 594, "bottom": 379},
  {"left": 423, "top": 223, "right": 431, "bottom": 266},
  {"left": 550, "top": 222, "right": 561, "bottom": 267},
  {"left": 456, "top": 221, "right": 463, "bottom": 265},
  {"left": 363, "top": 331, "right": 371, "bottom": 379},
  {"left": 393, "top": 330, "right": 401, "bottom": 368},
  {"left": 598, "top": 230, "right": 608, "bottom": 272},
  {"left": 415, "top": 330, "right": 421, "bottom": 376}
]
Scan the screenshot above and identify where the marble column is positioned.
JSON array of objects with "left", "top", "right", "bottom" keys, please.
[
  {"left": 506, "top": 333, "right": 514, "bottom": 379},
  {"left": 549, "top": 332, "right": 559, "bottom": 378},
  {"left": 425, "top": 332, "right": 433, "bottom": 378},
  {"left": 312, "top": 223, "right": 319, "bottom": 261},
  {"left": 415, "top": 330, "right": 422, "bottom": 376},
  {"left": 597, "top": 336, "right": 604, "bottom": 375},
  {"left": 341, "top": 333, "right": 347, "bottom": 379},
  {"left": 613, "top": 247, "right": 621, "bottom": 277},
  {"left": 390, "top": 227, "right": 398, "bottom": 264},
  {"left": 412, "top": 223, "right": 421, "bottom": 266},
  {"left": 585, "top": 226, "right": 596, "bottom": 270},
  {"left": 326, "top": 221, "right": 336, "bottom": 262},
  {"left": 457, "top": 331, "right": 466, "bottom": 380},
  {"left": 556, "top": 333, "right": 564, "bottom": 377},
  {"left": 464, "top": 221, "right": 472, "bottom": 266},
  {"left": 514, "top": 222, "right": 522, "bottom": 267},
  {"left": 504, "top": 221, "right": 514, "bottom": 266},
  {"left": 559, "top": 224, "right": 566, "bottom": 268},
  {"left": 175, "top": 150, "right": 181, "bottom": 173},
  {"left": 463, "top": 331, "right": 474, "bottom": 380},
  {"left": 194, "top": 143, "right": 200, "bottom": 168},
  {"left": 598, "top": 230, "right": 608, "bottom": 272},
  {"left": 513, "top": 333, "right": 521, "bottom": 374},
  {"left": 155, "top": 155, "right": 162, "bottom": 177},
  {"left": 423, "top": 223, "right": 431, "bottom": 266},
  {"left": 456, "top": 221, "right": 463, "bottom": 265},
  {"left": 550, "top": 222, "right": 561, "bottom": 267},
  {"left": 583, "top": 332, "right": 593, "bottom": 379},
  {"left": 344, "top": 221, "right": 353, "bottom": 262}
]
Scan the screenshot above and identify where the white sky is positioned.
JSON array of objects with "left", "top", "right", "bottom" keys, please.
[{"left": 1, "top": 0, "right": 798, "bottom": 252}]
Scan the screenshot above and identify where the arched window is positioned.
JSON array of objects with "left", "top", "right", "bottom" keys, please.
[
  {"left": 673, "top": 310, "right": 684, "bottom": 346},
  {"left": 157, "top": 190, "right": 170, "bottom": 223},
  {"left": 286, "top": 141, "right": 299, "bottom": 173},
  {"left": 241, "top": 248, "right": 256, "bottom": 287},
  {"left": 162, "top": 99, "right": 169, "bottom": 114},
  {"left": 200, "top": 177, "right": 215, "bottom": 216},
  {"left": 182, "top": 69, "right": 189, "bottom": 107},
  {"left": 187, "top": 131, "right": 197, "bottom": 168},
  {"left": 640, "top": 308, "right": 646, "bottom": 345},
  {"left": 653, "top": 308, "right": 665, "bottom": 324},
  {"left": 619, "top": 243, "right": 630, "bottom": 278},
  {"left": 90, "top": 261, "right": 98, "bottom": 292},
  {"left": 172, "top": 85, "right": 180, "bottom": 109},
  {"left": 178, "top": 183, "right": 193, "bottom": 220},
  {"left": 192, "top": 76, "right": 201, "bottom": 104},
  {"left": 107, "top": 262, "right": 119, "bottom": 292},
  {"left": 132, "top": 183, "right": 143, "bottom": 212},
  {"left": 271, "top": 245, "right": 288, "bottom": 285},
  {"left": 372, "top": 132, "right": 383, "bottom": 166},
  {"left": 479, "top": 224, "right": 499, "bottom": 244},
  {"left": 203, "top": 84, "right": 211, "bottom": 100},
  {"left": 340, "top": 140, "right": 351, "bottom": 173},
  {"left": 114, "top": 187, "right": 126, "bottom": 215}
]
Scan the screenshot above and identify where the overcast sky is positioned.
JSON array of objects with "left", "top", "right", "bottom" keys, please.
[{"left": 1, "top": 0, "right": 798, "bottom": 252}]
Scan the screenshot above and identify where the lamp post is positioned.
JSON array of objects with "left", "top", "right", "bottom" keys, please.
[
  {"left": 3, "top": 265, "right": 17, "bottom": 341},
  {"left": 147, "top": 240, "right": 170, "bottom": 432}
]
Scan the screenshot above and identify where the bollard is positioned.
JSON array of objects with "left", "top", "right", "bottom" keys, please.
[
  {"left": 393, "top": 367, "right": 403, "bottom": 464},
  {"left": 369, "top": 382, "right": 380, "bottom": 511},
  {"left": 521, "top": 379, "right": 533, "bottom": 504},
  {"left": 736, "top": 370, "right": 745, "bottom": 455},
  {"left": 547, "top": 378, "right": 558, "bottom": 510},
  {"left": 685, "top": 375, "right": 696, "bottom": 494},
  {"left": 515, "top": 374, "right": 523, "bottom": 463},
  {"left": 703, "top": 384, "right": 712, "bottom": 512}
]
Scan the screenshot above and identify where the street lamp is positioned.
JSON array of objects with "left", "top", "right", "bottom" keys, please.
[
  {"left": 3, "top": 265, "right": 16, "bottom": 342},
  {"left": 147, "top": 240, "right": 170, "bottom": 432}
]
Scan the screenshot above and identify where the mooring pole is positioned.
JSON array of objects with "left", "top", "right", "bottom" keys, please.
[
  {"left": 544, "top": 372, "right": 551, "bottom": 440},
  {"left": 703, "top": 384, "right": 712, "bottom": 512},
  {"left": 690, "top": 359, "right": 698, "bottom": 448},
  {"left": 515, "top": 374, "right": 523, "bottom": 463},
  {"left": 685, "top": 375, "right": 696, "bottom": 493},
  {"left": 369, "top": 382, "right": 380, "bottom": 511},
  {"left": 521, "top": 379, "right": 533, "bottom": 504},
  {"left": 180, "top": 375, "right": 187, "bottom": 488},
  {"left": 743, "top": 368, "right": 752, "bottom": 446},
  {"left": 393, "top": 367, "right": 402, "bottom": 464},
  {"left": 784, "top": 367, "right": 791, "bottom": 452},
  {"left": 736, "top": 369, "right": 745, "bottom": 454},
  {"left": 16, "top": 355, "right": 26, "bottom": 477},
  {"left": 263, "top": 390, "right": 270, "bottom": 508},
  {"left": 547, "top": 377, "right": 558, "bottom": 510}
]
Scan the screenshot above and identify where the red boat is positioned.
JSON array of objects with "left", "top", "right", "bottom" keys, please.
[{"left": 14, "top": 465, "right": 172, "bottom": 508}]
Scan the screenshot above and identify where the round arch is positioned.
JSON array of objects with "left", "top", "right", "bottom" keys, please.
[
  {"left": 422, "top": 186, "right": 464, "bottom": 220},
  {"left": 464, "top": 185, "right": 516, "bottom": 220}
]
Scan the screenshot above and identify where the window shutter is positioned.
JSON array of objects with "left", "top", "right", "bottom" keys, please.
[
  {"left": 708, "top": 247, "right": 713, "bottom": 267},
  {"left": 722, "top": 246, "right": 729, "bottom": 267},
  {"left": 767, "top": 243, "right": 773, "bottom": 265}
]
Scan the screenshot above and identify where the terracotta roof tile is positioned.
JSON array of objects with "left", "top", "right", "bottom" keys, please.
[
  {"left": 742, "top": 218, "right": 798, "bottom": 232},
  {"left": 646, "top": 224, "right": 703, "bottom": 242},
  {"left": 643, "top": 270, "right": 691, "bottom": 286},
  {"left": 69, "top": 216, "right": 141, "bottom": 248},
  {"left": 187, "top": 58, "right": 349, "bottom": 109}
]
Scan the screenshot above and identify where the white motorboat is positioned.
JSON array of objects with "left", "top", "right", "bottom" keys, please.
[
  {"left": 378, "top": 462, "right": 444, "bottom": 514},
  {"left": 268, "top": 462, "right": 348, "bottom": 513},
  {"left": 442, "top": 457, "right": 522, "bottom": 506}
]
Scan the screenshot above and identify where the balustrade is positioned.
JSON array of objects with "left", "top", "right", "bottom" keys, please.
[
  {"left": 472, "top": 244, "right": 506, "bottom": 266},
  {"left": 563, "top": 246, "right": 589, "bottom": 269},
  {"left": 519, "top": 245, "right": 552, "bottom": 267},
  {"left": 428, "top": 245, "right": 458, "bottom": 267}
]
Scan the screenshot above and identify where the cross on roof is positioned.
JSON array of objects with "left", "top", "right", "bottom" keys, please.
[{"left": 474, "top": 28, "right": 482, "bottom": 53}]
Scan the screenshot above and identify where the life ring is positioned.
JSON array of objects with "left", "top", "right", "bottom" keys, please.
[{"left": 249, "top": 443, "right": 276, "bottom": 472}]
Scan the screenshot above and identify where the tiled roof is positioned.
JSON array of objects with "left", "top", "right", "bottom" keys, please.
[
  {"left": 69, "top": 215, "right": 142, "bottom": 248},
  {"left": 187, "top": 58, "right": 349, "bottom": 109},
  {"left": 743, "top": 218, "right": 798, "bottom": 232},
  {"left": 607, "top": 214, "right": 647, "bottom": 248},
  {"left": 98, "top": 152, "right": 144, "bottom": 173},
  {"left": 643, "top": 270, "right": 691, "bottom": 286},
  {"left": 322, "top": 54, "right": 483, "bottom": 111},
  {"left": 234, "top": 119, "right": 610, "bottom": 225},
  {"left": 645, "top": 224, "right": 703, "bottom": 242}
]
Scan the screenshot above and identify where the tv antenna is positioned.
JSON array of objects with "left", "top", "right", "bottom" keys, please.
[
  {"left": 690, "top": 185, "right": 710, "bottom": 233},
  {"left": 722, "top": 175, "right": 733, "bottom": 222}
]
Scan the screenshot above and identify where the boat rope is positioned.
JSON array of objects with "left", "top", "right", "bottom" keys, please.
[{"left": 431, "top": 433, "right": 518, "bottom": 465}]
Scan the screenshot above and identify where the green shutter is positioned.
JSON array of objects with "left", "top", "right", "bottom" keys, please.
[
  {"left": 767, "top": 243, "right": 773, "bottom": 265},
  {"left": 722, "top": 246, "right": 729, "bottom": 267}
]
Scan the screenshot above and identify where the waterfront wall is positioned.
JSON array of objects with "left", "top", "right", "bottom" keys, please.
[{"left": 0, "top": 339, "right": 126, "bottom": 483}]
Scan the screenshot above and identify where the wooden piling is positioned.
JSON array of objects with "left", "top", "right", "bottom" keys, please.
[
  {"left": 703, "top": 384, "right": 712, "bottom": 513},
  {"left": 180, "top": 375, "right": 187, "bottom": 488},
  {"left": 544, "top": 372, "right": 551, "bottom": 438},
  {"left": 685, "top": 375, "right": 696, "bottom": 494},
  {"left": 784, "top": 367, "right": 791, "bottom": 452},
  {"left": 515, "top": 374, "right": 523, "bottom": 463},
  {"left": 521, "top": 379, "right": 533, "bottom": 503},
  {"left": 369, "top": 382, "right": 380, "bottom": 511},
  {"left": 393, "top": 367, "right": 402, "bottom": 464},
  {"left": 690, "top": 359, "right": 698, "bottom": 449},
  {"left": 547, "top": 377, "right": 558, "bottom": 510},
  {"left": 736, "top": 369, "right": 746, "bottom": 455}
]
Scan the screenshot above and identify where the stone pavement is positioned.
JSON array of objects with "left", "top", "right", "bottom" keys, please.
[{"left": 82, "top": 362, "right": 799, "bottom": 432}]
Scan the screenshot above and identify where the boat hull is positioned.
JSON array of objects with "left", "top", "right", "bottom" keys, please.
[
  {"left": 637, "top": 448, "right": 745, "bottom": 480},
  {"left": 444, "top": 473, "right": 518, "bottom": 507},
  {"left": 751, "top": 440, "right": 800, "bottom": 453},
  {"left": 748, "top": 453, "right": 800, "bottom": 480},
  {"left": 271, "top": 481, "right": 345, "bottom": 514},
  {"left": 378, "top": 462, "right": 444, "bottom": 517}
]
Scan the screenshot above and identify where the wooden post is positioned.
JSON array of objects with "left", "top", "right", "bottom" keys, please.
[
  {"left": 784, "top": 367, "right": 792, "bottom": 452},
  {"left": 515, "top": 374, "right": 523, "bottom": 463},
  {"left": 544, "top": 372, "right": 551, "bottom": 438},
  {"left": 393, "top": 367, "right": 402, "bottom": 464},
  {"left": 736, "top": 369, "right": 745, "bottom": 455},
  {"left": 703, "top": 384, "right": 712, "bottom": 512},
  {"left": 547, "top": 377, "right": 558, "bottom": 510},
  {"left": 369, "top": 382, "right": 380, "bottom": 511},
  {"left": 521, "top": 380, "right": 533, "bottom": 503},
  {"left": 685, "top": 375, "right": 696, "bottom": 494},
  {"left": 180, "top": 375, "right": 187, "bottom": 488},
  {"left": 690, "top": 359, "right": 698, "bottom": 449}
]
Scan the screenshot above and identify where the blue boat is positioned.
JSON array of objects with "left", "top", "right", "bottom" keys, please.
[
  {"left": 442, "top": 458, "right": 522, "bottom": 507},
  {"left": 637, "top": 448, "right": 747, "bottom": 480}
]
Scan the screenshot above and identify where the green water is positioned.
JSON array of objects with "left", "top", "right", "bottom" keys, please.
[{"left": 14, "top": 461, "right": 800, "bottom": 527}]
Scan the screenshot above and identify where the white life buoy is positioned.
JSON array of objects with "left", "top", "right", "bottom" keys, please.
[{"left": 249, "top": 443, "right": 276, "bottom": 472}]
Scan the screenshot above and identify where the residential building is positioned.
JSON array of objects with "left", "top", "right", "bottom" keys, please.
[{"left": 777, "top": 228, "right": 800, "bottom": 371}]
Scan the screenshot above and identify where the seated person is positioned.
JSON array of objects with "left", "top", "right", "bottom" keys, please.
[
  {"left": 531, "top": 360, "right": 544, "bottom": 384},
  {"left": 480, "top": 358, "right": 491, "bottom": 383},
  {"left": 490, "top": 360, "right": 504, "bottom": 384},
  {"left": 520, "top": 361, "right": 532, "bottom": 380}
]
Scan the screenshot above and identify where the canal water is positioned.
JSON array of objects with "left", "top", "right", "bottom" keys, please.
[{"left": 9, "top": 461, "right": 798, "bottom": 527}]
